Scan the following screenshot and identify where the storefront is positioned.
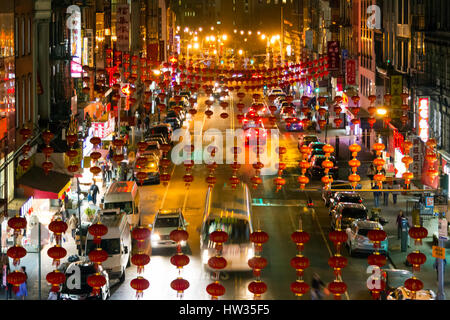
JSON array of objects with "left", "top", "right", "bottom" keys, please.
[{"left": 17, "top": 167, "right": 72, "bottom": 226}]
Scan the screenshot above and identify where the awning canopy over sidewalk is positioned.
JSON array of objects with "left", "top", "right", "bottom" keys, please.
[{"left": 18, "top": 167, "right": 72, "bottom": 200}]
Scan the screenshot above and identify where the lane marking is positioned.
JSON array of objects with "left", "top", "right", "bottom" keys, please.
[
  {"left": 182, "top": 185, "right": 190, "bottom": 213},
  {"left": 311, "top": 208, "right": 350, "bottom": 300},
  {"left": 159, "top": 164, "right": 177, "bottom": 210}
]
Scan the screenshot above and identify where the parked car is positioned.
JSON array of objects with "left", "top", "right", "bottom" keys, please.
[
  {"left": 308, "top": 155, "right": 338, "bottom": 178},
  {"left": 167, "top": 109, "right": 185, "bottom": 122},
  {"left": 298, "top": 135, "right": 319, "bottom": 150},
  {"left": 330, "top": 202, "right": 368, "bottom": 230},
  {"left": 164, "top": 116, "right": 182, "bottom": 130},
  {"left": 134, "top": 153, "right": 160, "bottom": 185},
  {"left": 145, "top": 133, "right": 169, "bottom": 145},
  {"left": 322, "top": 180, "right": 353, "bottom": 206},
  {"left": 286, "top": 118, "right": 304, "bottom": 131},
  {"left": 150, "top": 209, "right": 189, "bottom": 248},
  {"left": 387, "top": 286, "right": 436, "bottom": 300},
  {"left": 329, "top": 192, "right": 363, "bottom": 208},
  {"left": 345, "top": 220, "right": 388, "bottom": 256},
  {"left": 148, "top": 124, "right": 173, "bottom": 142},
  {"left": 242, "top": 119, "right": 267, "bottom": 145},
  {"left": 59, "top": 260, "right": 111, "bottom": 300}
]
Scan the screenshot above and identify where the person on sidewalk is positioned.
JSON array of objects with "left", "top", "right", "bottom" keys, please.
[
  {"left": 396, "top": 210, "right": 405, "bottom": 239},
  {"left": 3, "top": 264, "right": 12, "bottom": 299},
  {"left": 106, "top": 161, "right": 112, "bottom": 183},
  {"left": 311, "top": 273, "right": 328, "bottom": 300},
  {"left": 383, "top": 181, "right": 391, "bottom": 206},
  {"left": 372, "top": 184, "right": 382, "bottom": 208},
  {"left": 89, "top": 181, "right": 100, "bottom": 205},
  {"left": 144, "top": 115, "right": 150, "bottom": 131},
  {"left": 16, "top": 267, "right": 27, "bottom": 300},
  {"left": 392, "top": 181, "right": 401, "bottom": 204},
  {"left": 367, "top": 164, "right": 375, "bottom": 187},
  {"left": 67, "top": 214, "right": 79, "bottom": 240},
  {"left": 433, "top": 258, "right": 447, "bottom": 281}
]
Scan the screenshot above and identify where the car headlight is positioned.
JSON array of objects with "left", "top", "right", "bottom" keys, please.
[
  {"left": 151, "top": 233, "right": 160, "bottom": 241},
  {"left": 247, "top": 247, "right": 254, "bottom": 260},
  {"left": 202, "top": 249, "right": 210, "bottom": 264},
  {"left": 209, "top": 96, "right": 214, "bottom": 102}
]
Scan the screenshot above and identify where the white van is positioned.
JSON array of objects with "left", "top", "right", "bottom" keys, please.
[
  {"left": 102, "top": 181, "right": 141, "bottom": 228},
  {"left": 85, "top": 209, "right": 131, "bottom": 283}
]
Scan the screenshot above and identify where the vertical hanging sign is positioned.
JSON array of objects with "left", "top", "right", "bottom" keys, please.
[
  {"left": 67, "top": 5, "right": 82, "bottom": 78},
  {"left": 345, "top": 59, "right": 356, "bottom": 86},
  {"left": 327, "top": 41, "right": 340, "bottom": 71},
  {"left": 116, "top": 4, "right": 130, "bottom": 52}
]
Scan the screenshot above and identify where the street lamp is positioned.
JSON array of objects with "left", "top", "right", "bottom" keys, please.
[
  {"left": 376, "top": 107, "right": 388, "bottom": 116},
  {"left": 238, "top": 49, "right": 243, "bottom": 56}
]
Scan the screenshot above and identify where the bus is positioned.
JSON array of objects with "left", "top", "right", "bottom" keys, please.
[{"left": 200, "top": 182, "right": 254, "bottom": 271}]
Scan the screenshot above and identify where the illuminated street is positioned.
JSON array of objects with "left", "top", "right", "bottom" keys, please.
[{"left": 1, "top": 0, "right": 450, "bottom": 304}]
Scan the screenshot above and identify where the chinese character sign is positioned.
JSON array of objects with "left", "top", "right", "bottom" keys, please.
[
  {"left": 345, "top": 59, "right": 356, "bottom": 86},
  {"left": 327, "top": 41, "right": 340, "bottom": 71},
  {"left": 418, "top": 97, "right": 429, "bottom": 143},
  {"left": 116, "top": 4, "right": 130, "bottom": 52},
  {"left": 67, "top": 5, "right": 82, "bottom": 78}
]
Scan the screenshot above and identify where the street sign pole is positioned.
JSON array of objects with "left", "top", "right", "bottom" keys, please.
[{"left": 438, "top": 236, "right": 446, "bottom": 300}]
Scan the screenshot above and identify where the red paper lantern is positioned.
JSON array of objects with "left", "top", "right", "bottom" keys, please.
[
  {"left": 207, "top": 282, "right": 226, "bottom": 299},
  {"left": 328, "top": 255, "right": 348, "bottom": 276},
  {"left": 250, "top": 230, "right": 269, "bottom": 251},
  {"left": 210, "top": 230, "right": 229, "bottom": 245},
  {"left": 328, "top": 280, "right": 347, "bottom": 300},
  {"left": 334, "top": 118, "right": 343, "bottom": 127},
  {"left": 46, "top": 270, "right": 66, "bottom": 292},
  {"left": 329, "top": 230, "right": 348, "bottom": 250},
  {"left": 88, "top": 248, "right": 108, "bottom": 265},
  {"left": 170, "top": 229, "right": 189, "bottom": 243},
  {"left": 7, "top": 271, "right": 27, "bottom": 294},
  {"left": 130, "top": 276, "right": 150, "bottom": 298},
  {"left": 170, "top": 253, "right": 190, "bottom": 269},
  {"left": 208, "top": 256, "right": 227, "bottom": 270},
  {"left": 88, "top": 223, "right": 108, "bottom": 245},
  {"left": 290, "top": 255, "right": 310, "bottom": 277},
  {"left": 7, "top": 246, "right": 27, "bottom": 266},
  {"left": 407, "top": 251, "right": 427, "bottom": 272},
  {"left": 171, "top": 278, "right": 190, "bottom": 294},
  {"left": 291, "top": 231, "right": 310, "bottom": 252},
  {"left": 367, "top": 229, "right": 387, "bottom": 248},
  {"left": 404, "top": 277, "right": 423, "bottom": 293},
  {"left": 90, "top": 137, "right": 101, "bottom": 146},
  {"left": 290, "top": 280, "right": 309, "bottom": 297},
  {"left": 19, "top": 158, "right": 31, "bottom": 171},
  {"left": 87, "top": 274, "right": 106, "bottom": 296},
  {"left": 131, "top": 253, "right": 151, "bottom": 273},
  {"left": 248, "top": 256, "right": 268, "bottom": 277},
  {"left": 368, "top": 253, "right": 387, "bottom": 268},
  {"left": 248, "top": 281, "right": 267, "bottom": 297},
  {"left": 47, "top": 245, "right": 67, "bottom": 267}
]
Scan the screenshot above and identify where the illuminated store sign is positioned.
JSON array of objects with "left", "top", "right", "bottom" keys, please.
[{"left": 418, "top": 97, "right": 429, "bottom": 142}]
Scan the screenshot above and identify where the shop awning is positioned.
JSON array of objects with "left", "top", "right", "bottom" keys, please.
[{"left": 18, "top": 167, "right": 72, "bottom": 200}]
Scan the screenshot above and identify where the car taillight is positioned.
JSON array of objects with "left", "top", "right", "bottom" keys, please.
[{"left": 359, "top": 199, "right": 362, "bottom": 203}]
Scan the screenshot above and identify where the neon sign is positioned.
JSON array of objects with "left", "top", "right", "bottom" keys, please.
[{"left": 418, "top": 97, "right": 429, "bottom": 142}]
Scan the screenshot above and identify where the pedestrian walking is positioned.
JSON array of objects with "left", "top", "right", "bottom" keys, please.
[
  {"left": 3, "top": 264, "right": 12, "bottom": 299},
  {"left": 89, "top": 181, "right": 100, "bottom": 205},
  {"left": 106, "top": 161, "right": 112, "bottom": 182},
  {"left": 392, "top": 181, "right": 401, "bottom": 204},
  {"left": 372, "top": 184, "right": 382, "bottom": 208},
  {"left": 144, "top": 115, "right": 150, "bottom": 131},
  {"left": 433, "top": 258, "right": 447, "bottom": 281},
  {"left": 67, "top": 214, "right": 78, "bottom": 240},
  {"left": 383, "top": 181, "right": 390, "bottom": 206},
  {"left": 396, "top": 210, "right": 405, "bottom": 239},
  {"left": 311, "top": 273, "right": 328, "bottom": 300},
  {"left": 367, "top": 164, "right": 375, "bottom": 187},
  {"left": 16, "top": 267, "right": 27, "bottom": 300},
  {"left": 48, "top": 290, "right": 59, "bottom": 300}
]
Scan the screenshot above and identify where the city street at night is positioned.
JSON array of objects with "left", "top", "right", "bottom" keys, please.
[{"left": 0, "top": 0, "right": 450, "bottom": 310}]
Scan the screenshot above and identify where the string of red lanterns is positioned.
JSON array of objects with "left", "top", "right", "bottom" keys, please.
[
  {"left": 86, "top": 221, "right": 108, "bottom": 297},
  {"left": 321, "top": 144, "right": 335, "bottom": 190},
  {"left": 348, "top": 143, "right": 361, "bottom": 189},
  {"left": 367, "top": 225, "right": 387, "bottom": 299},
  {"left": 290, "top": 219, "right": 310, "bottom": 298},
  {"left": 206, "top": 229, "right": 228, "bottom": 300},
  {"left": 328, "top": 218, "right": 348, "bottom": 300},
  {"left": 130, "top": 226, "right": 151, "bottom": 299},
  {"left": 46, "top": 217, "right": 68, "bottom": 294},
  {"left": 402, "top": 140, "right": 414, "bottom": 189},
  {"left": 170, "top": 228, "right": 190, "bottom": 298},
  {"left": 372, "top": 142, "right": 386, "bottom": 188},
  {"left": 298, "top": 145, "right": 312, "bottom": 190},
  {"left": 6, "top": 215, "right": 28, "bottom": 294},
  {"left": 248, "top": 228, "right": 269, "bottom": 299},
  {"left": 274, "top": 146, "right": 287, "bottom": 192}
]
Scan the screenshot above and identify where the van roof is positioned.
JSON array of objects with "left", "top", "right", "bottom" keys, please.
[{"left": 107, "top": 181, "right": 137, "bottom": 195}]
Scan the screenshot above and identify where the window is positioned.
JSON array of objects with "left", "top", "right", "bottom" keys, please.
[
  {"left": 398, "top": 0, "right": 402, "bottom": 24},
  {"left": 14, "top": 17, "right": 18, "bottom": 57},
  {"left": 27, "top": 17, "right": 31, "bottom": 54},
  {"left": 21, "top": 17, "right": 24, "bottom": 56},
  {"left": 22, "top": 78, "right": 25, "bottom": 124},
  {"left": 28, "top": 75, "right": 31, "bottom": 121}
]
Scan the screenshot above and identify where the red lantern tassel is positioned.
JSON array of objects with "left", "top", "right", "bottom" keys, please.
[
  {"left": 55, "top": 234, "right": 62, "bottom": 245},
  {"left": 92, "top": 287, "right": 101, "bottom": 296},
  {"left": 296, "top": 243, "right": 304, "bottom": 252},
  {"left": 371, "top": 290, "right": 380, "bottom": 300},
  {"left": 412, "top": 265, "right": 420, "bottom": 273},
  {"left": 136, "top": 290, "right": 144, "bottom": 299},
  {"left": 137, "top": 266, "right": 144, "bottom": 274},
  {"left": 334, "top": 294, "right": 342, "bottom": 300},
  {"left": 333, "top": 268, "right": 342, "bottom": 277},
  {"left": 51, "top": 285, "right": 60, "bottom": 293},
  {"left": 13, "top": 258, "right": 20, "bottom": 266},
  {"left": 52, "top": 259, "right": 60, "bottom": 267},
  {"left": 94, "top": 236, "right": 101, "bottom": 245},
  {"left": 12, "top": 285, "right": 20, "bottom": 294}
]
